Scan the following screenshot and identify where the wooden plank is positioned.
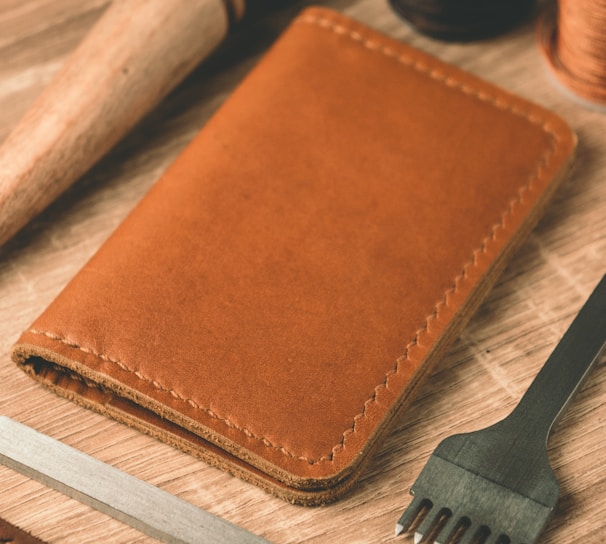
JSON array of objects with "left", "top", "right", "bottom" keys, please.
[{"left": 0, "top": 0, "right": 605, "bottom": 542}]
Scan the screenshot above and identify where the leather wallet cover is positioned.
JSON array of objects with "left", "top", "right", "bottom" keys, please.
[{"left": 13, "top": 7, "right": 575, "bottom": 504}]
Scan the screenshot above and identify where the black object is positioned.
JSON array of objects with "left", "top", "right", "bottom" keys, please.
[
  {"left": 389, "top": 0, "right": 535, "bottom": 41},
  {"left": 396, "top": 275, "right": 606, "bottom": 543}
]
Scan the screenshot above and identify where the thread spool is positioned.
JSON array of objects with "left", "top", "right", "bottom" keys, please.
[
  {"left": 540, "top": 0, "right": 606, "bottom": 109},
  {"left": 388, "top": 0, "right": 535, "bottom": 42}
]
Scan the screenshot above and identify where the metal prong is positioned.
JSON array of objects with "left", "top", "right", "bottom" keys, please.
[
  {"left": 486, "top": 533, "right": 511, "bottom": 544},
  {"left": 395, "top": 495, "right": 429, "bottom": 536},
  {"left": 414, "top": 506, "right": 449, "bottom": 544},
  {"left": 458, "top": 524, "right": 490, "bottom": 544},
  {"left": 456, "top": 524, "right": 477, "bottom": 544},
  {"left": 434, "top": 514, "right": 465, "bottom": 544}
]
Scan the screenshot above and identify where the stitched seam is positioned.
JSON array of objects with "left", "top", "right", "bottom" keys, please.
[
  {"left": 26, "top": 13, "right": 561, "bottom": 466},
  {"left": 296, "top": 14, "right": 556, "bottom": 129},
  {"left": 295, "top": 13, "right": 560, "bottom": 463},
  {"left": 25, "top": 328, "right": 311, "bottom": 463}
]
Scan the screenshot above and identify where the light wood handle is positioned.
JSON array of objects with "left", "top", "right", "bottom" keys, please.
[{"left": 0, "top": 0, "right": 245, "bottom": 246}]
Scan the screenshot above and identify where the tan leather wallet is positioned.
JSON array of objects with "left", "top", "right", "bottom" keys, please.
[{"left": 13, "top": 7, "right": 575, "bottom": 504}]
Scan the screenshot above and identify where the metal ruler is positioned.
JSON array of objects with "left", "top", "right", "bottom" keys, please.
[{"left": 0, "top": 416, "right": 270, "bottom": 544}]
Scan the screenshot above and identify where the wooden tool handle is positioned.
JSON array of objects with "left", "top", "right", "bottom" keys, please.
[{"left": 0, "top": 0, "right": 245, "bottom": 246}]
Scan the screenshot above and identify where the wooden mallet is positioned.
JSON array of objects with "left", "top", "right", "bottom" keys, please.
[{"left": 0, "top": 0, "right": 246, "bottom": 246}]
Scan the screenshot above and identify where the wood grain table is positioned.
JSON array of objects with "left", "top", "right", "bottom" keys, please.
[{"left": 1, "top": 1, "right": 604, "bottom": 542}]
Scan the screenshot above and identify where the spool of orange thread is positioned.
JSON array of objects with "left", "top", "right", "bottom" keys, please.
[{"left": 540, "top": 0, "right": 606, "bottom": 109}]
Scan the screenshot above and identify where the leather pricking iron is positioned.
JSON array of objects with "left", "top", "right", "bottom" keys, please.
[{"left": 396, "top": 275, "right": 606, "bottom": 544}]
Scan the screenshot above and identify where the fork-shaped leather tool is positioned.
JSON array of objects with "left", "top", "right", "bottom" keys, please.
[{"left": 395, "top": 274, "right": 606, "bottom": 544}]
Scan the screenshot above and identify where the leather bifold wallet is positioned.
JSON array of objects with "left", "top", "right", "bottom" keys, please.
[{"left": 13, "top": 7, "right": 575, "bottom": 504}]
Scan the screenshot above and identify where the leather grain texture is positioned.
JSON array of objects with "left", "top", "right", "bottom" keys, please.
[{"left": 12, "top": 7, "right": 576, "bottom": 504}]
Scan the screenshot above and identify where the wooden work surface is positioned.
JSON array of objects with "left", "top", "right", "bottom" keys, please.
[{"left": 0, "top": 1, "right": 604, "bottom": 542}]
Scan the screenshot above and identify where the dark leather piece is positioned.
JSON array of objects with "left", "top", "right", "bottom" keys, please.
[{"left": 0, "top": 516, "right": 45, "bottom": 544}]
